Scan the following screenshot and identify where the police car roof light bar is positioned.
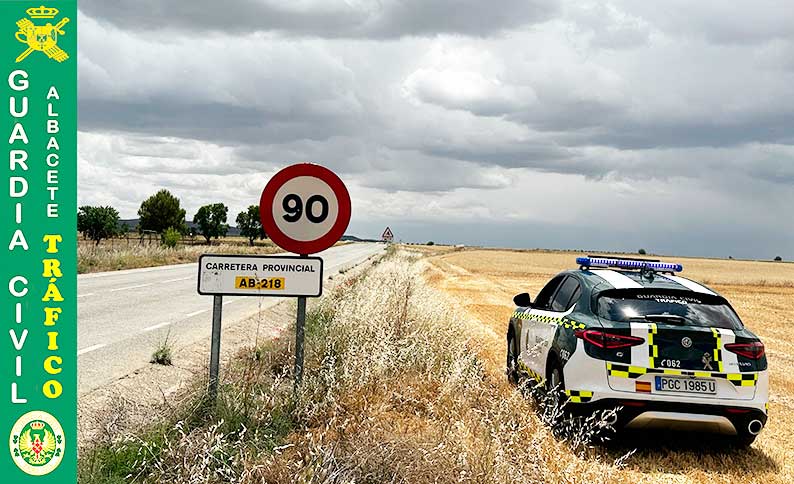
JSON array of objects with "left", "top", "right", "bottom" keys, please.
[{"left": 576, "top": 256, "right": 683, "bottom": 273}]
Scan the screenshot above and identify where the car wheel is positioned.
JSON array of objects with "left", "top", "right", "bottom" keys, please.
[
  {"left": 547, "top": 361, "right": 566, "bottom": 401},
  {"left": 506, "top": 332, "right": 519, "bottom": 385}
]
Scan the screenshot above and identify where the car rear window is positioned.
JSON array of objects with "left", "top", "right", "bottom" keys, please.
[{"left": 596, "top": 289, "right": 743, "bottom": 330}]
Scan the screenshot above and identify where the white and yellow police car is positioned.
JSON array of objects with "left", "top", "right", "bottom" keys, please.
[{"left": 506, "top": 256, "right": 768, "bottom": 446}]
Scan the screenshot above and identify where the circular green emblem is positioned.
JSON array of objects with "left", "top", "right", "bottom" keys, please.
[{"left": 9, "top": 411, "right": 64, "bottom": 476}]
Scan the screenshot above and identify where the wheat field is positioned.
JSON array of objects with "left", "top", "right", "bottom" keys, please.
[{"left": 425, "top": 249, "right": 794, "bottom": 484}]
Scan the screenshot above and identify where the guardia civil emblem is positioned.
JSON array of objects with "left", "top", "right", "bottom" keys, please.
[
  {"left": 9, "top": 411, "right": 65, "bottom": 476},
  {"left": 14, "top": 5, "right": 70, "bottom": 63}
]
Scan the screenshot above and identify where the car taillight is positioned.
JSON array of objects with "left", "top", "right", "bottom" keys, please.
[
  {"left": 575, "top": 329, "right": 645, "bottom": 349},
  {"left": 724, "top": 341, "right": 765, "bottom": 360}
]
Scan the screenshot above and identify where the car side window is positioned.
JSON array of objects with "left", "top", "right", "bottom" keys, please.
[
  {"left": 534, "top": 275, "right": 565, "bottom": 310},
  {"left": 551, "top": 277, "right": 580, "bottom": 312}
]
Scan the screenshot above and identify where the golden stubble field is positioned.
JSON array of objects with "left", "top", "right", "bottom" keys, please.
[{"left": 424, "top": 249, "right": 794, "bottom": 484}]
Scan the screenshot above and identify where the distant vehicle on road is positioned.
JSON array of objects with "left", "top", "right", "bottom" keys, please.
[{"left": 506, "top": 256, "right": 768, "bottom": 446}]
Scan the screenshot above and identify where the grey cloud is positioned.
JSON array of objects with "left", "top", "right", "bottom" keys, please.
[{"left": 77, "top": 0, "right": 559, "bottom": 38}]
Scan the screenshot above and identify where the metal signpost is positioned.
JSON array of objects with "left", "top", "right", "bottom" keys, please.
[{"left": 197, "top": 163, "right": 351, "bottom": 399}]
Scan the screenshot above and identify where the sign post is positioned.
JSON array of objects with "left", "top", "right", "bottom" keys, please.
[
  {"left": 381, "top": 226, "right": 394, "bottom": 242},
  {"left": 208, "top": 295, "right": 223, "bottom": 400},
  {"left": 197, "top": 163, "right": 350, "bottom": 398}
]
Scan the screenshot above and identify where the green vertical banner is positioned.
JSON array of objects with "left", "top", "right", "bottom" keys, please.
[{"left": 1, "top": 1, "right": 77, "bottom": 482}]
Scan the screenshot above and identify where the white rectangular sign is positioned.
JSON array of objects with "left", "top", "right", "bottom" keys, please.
[{"left": 197, "top": 254, "right": 323, "bottom": 297}]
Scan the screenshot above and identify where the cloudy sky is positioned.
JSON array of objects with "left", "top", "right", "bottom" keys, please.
[{"left": 77, "top": 0, "right": 794, "bottom": 259}]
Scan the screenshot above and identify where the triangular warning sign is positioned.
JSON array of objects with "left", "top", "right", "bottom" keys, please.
[{"left": 381, "top": 227, "right": 394, "bottom": 241}]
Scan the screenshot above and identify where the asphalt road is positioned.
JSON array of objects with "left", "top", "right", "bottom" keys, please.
[{"left": 77, "top": 243, "right": 384, "bottom": 394}]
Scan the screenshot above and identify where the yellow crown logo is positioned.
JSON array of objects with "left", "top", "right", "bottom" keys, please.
[
  {"left": 26, "top": 5, "right": 58, "bottom": 19},
  {"left": 29, "top": 421, "right": 45, "bottom": 430}
]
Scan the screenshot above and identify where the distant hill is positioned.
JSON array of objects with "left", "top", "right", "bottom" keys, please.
[
  {"left": 119, "top": 218, "right": 241, "bottom": 237},
  {"left": 120, "top": 219, "right": 372, "bottom": 241}
]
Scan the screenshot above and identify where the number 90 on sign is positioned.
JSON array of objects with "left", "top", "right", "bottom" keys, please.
[{"left": 260, "top": 164, "right": 352, "bottom": 255}]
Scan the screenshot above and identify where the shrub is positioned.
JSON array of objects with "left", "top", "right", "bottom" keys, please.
[
  {"left": 150, "top": 333, "right": 173, "bottom": 366},
  {"left": 774, "top": 256, "right": 783, "bottom": 262},
  {"left": 427, "top": 241, "right": 435, "bottom": 246},
  {"left": 638, "top": 248, "right": 647, "bottom": 255},
  {"left": 161, "top": 227, "right": 181, "bottom": 248}
]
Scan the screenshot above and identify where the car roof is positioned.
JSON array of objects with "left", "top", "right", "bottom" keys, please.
[{"left": 563, "top": 268, "right": 721, "bottom": 297}]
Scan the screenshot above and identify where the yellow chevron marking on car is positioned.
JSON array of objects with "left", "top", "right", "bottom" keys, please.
[
  {"left": 648, "top": 323, "right": 658, "bottom": 368},
  {"left": 565, "top": 390, "right": 593, "bottom": 403},
  {"left": 517, "top": 361, "right": 544, "bottom": 383},
  {"left": 711, "top": 327, "right": 724, "bottom": 372},
  {"left": 606, "top": 362, "right": 759, "bottom": 386},
  {"left": 510, "top": 311, "right": 585, "bottom": 330}
]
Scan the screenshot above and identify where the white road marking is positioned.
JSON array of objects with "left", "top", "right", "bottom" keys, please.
[
  {"left": 143, "top": 322, "right": 172, "bottom": 332},
  {"left": 223, "top": 299, "right": 238, "bottom": 306},
  {"left": 78, "top": 343, "right": 106, "bottom": 355},
  {"left": 186, "top": 309, "right": 207, "bottom": 317},
  {"left": 110, "top": 283, "right": 153, "bottom": 292},
  {"left": 161, "top": 276, "right": 192, "bottom": 284},
  {"left": 77, "top": 293, "right": 95, "bottom": 298}
]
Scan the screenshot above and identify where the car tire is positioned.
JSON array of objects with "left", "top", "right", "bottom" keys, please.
[
  {"left": 507, "top": 332, "right": 519, "bottom": 385},
  {"left": 547, "top": 360, "right": 566, "bottom": 401}
]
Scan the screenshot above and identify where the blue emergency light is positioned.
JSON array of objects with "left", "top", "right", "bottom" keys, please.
[{"left": 576, "top": 256, "right": 683, "bottom": 273}]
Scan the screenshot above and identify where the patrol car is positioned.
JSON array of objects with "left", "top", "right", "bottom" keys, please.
[{"left": 506, "top": 256, "right": 768, "bottom": 446}]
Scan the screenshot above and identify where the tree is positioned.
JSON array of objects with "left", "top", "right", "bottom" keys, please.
[
  {"left": 77, "top": 206, "right": 120, "bottom": 245},
  {"left": 774, "top": 256, "right": 783, "bottom": 262},
  {"left": 193, "top": 203, "right": 229, "bottom": 244},
  {"left": 236, "top": 205, "right": 266, "bottom": 246},
  {"left": 138, "top": 189, "right": 186, "bottom": 235},
  {"left": 638, "top": 248, "right": 647, "bottom": 255}
]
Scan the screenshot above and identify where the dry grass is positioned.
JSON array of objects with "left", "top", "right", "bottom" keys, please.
[
  {"left": 78, "top": 251, "right": 625, "bottom": 483},
  {"left": 426, "top": 248, "right": 794, "bottom": 483},
  {"left": 77, "top": 241, "right": 281, "bottom": 274},
  {"left": 79, "top": 248, "right": 792, "bottom": 483}
]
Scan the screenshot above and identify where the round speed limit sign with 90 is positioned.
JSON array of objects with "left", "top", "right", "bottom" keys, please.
[{"left": 260, "top": 163, "right": 352, "bottom": 255}]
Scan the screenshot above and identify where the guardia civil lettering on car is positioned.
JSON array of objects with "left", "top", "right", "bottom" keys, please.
[{"left": 506, "top": 256, "right": 768, "bottom": 446}]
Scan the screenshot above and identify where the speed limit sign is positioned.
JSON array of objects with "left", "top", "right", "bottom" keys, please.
[{"left": 260, "top": 163, "right": 352, "bottom": 255}]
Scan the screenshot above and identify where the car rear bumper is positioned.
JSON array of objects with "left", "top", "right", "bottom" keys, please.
[{"left": 568, "top": 398, "right": 767, "bottom": 436}]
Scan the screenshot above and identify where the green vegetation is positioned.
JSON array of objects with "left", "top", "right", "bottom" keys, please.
[
  {"left": 235, "top": 205, "right": 266, "bottom": 246},
  {"left": 193, "top": 203, "right": 229, "bottom": 244},
  {"left": 138, "top": 189, "right": 187, "bottom": 235},
  {"left": 160, "top": 227, "right": 181, "bottom": 249},
  {"left": 775, "top": 256, "right": 783, "bottom": 262},
  {"left": 150, "top": 333, "right": 173, "bottom": 366},
  {"left": 77, "top": 205, "right": 120, "bottom": 245},
  {"left": 638, "top": 248, "right": 647, "bottom": 255}
]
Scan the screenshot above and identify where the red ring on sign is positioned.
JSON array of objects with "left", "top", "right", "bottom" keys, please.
[{"left": 260, "top": 163, "right": 351, "bottom": 255}]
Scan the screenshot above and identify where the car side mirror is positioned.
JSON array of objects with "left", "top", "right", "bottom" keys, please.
[{"left": 513, "top": 292, "right": 532, "bottom": 307}]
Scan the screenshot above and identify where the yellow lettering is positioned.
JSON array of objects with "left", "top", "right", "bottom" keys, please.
[
  {"left": 43, "top": 307, "right": 62, "bottom": 326},
  {"left": 43, "top": 234, "right": 62, "bottom": 253},
  {"left": 42, "top": 259, "right": 62, "bottom": 278},
  {"left": 41, "top": 278, "right": 64, "bottom": 302},
  {"left": 47, "top": 331, "right": 59, "bottom": 351},
  {"left": 44, "top": 356, "right": 62, "bottom": 375},
  {"left": 42, "top": 380, "right": 62, "bottom": 399}
]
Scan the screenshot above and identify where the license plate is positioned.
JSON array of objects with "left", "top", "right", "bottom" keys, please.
[{"left": 654, "top": 376, "right": 716, "bottom": 395}]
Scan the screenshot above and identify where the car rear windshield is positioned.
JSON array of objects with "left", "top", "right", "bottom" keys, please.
[{"left": 595, "top": 289, "right": 743, "bottom": 330}]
